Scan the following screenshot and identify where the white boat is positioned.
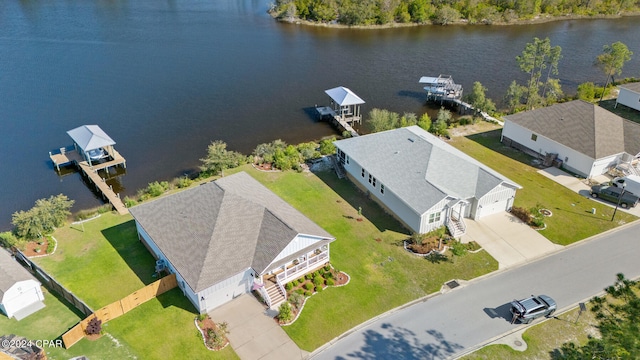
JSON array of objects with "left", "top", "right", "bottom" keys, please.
[{"left": 87, "top": 148, "right": 108, "bottom": 161}]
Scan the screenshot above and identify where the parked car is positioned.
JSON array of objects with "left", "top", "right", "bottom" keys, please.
[
  {"left": 510, "top": 295, "right": 556, "bottom": 324},
  {"left": 590, "top": 185, "right": 640, "bottom": 208},
  {"left": 610, "top": 175, "right": 640, "bottom": 196}
]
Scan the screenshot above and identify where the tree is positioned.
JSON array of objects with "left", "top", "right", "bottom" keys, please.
[
  {"left": 432, "top": 5, "right": 460, "bottom": 25},
  {"left": 199, "top": 140, "right": 248, "bottom": 176},
  {"left": 366, "top": 108, "right": 399, "bottom": 133},
  {"left": 430, "top": 108, "right": 450, "bottom": 136},
  {"left": 11, "top": 194, "right": 74, "bottom": 240},
  {"left": 577, "top": 82, "right": 596, "bottom": 101},
  {"left": 417, "top": 113, "right": 432, "bottom": 131},
  {"left": 596, "top": 41, "right": 633, "bottom": 101},
  {"left": 554, "top": 273, "right": 640, "bottom": 359},
  {"left": 516, "top": 37, "right": 562, "bottom": 109},
  {"left": 465, "top": 81, "right": 496, "bottom": 116},
  {"left": 399, "top": 112, "right": 418, "bottom": 127},
  {"left": 503, "top": 80, "right": 526, "bottom": 113}
]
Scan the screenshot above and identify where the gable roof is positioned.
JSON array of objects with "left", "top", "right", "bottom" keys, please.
[
  {"left": 67, "top": 125, "right": 116, "bottom": 151},
  {"left": 325, "top": 86, "right": 365, "bottom": 106},
  {"left": 0, "top": 249, "right": 39, "bottom": 297},
  {"left": 503, "top": 100, "right": 640, "bottom": 158},
  {"left": 619, "top": 82, "right": 640, "bottom": 94},
  {"left": 334, "top": 126, "right": 520, "bottom": 215},
  {"left": 129, "top": 172, "right": 334, "bottom": 293}
]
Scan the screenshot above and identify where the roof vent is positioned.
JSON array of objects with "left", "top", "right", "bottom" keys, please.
[{"left": 408, "top": 138, "right": 415, "bottom": 142}]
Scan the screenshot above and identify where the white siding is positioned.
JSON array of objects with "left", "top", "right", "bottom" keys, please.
[
  {"left": 343, "top": 158, "right": 422, "bottom": 232},
  {"left": 475, "top": 185, "right": 516, "bottom": 219},
  {"left": 0, "top": 280, "right": 43, "bottom": 318},
  {"left": 196, "top": 269, "right": 253, "bottom": 312},
  {"left": 502, "top": 121, "right": 599, "bottom": 177},
  {"left": 418, "top": 199, "right": 450, "bottom": 233},
  {"left": 271, "top": 235, "right": 325, "bottom": 265},
  {"left": 617, "top": 88, "right": 640, "bottom": 112}
]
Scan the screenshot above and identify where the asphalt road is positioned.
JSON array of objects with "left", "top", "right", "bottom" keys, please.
[{"left": 312, "top": 222, "right": 640, "bottom": 360}]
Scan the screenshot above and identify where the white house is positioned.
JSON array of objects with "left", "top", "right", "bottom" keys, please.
[
  {"left": 501, "top": 100, "right": 640, "bottom": 178},
  {"left": 0, "top": 249, "right": 45, "bottom": 320},
  {"left": 334, "top": 126, "right": 521, "bottom": 237},
  {"left": 616, "top": 82, "right": 640, "bottom": 112},
  {"left": 129, "top": 171, "right": 335, "bottom": 312}
]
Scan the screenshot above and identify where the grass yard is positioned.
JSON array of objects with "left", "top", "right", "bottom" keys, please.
[
  {"left": 0, "top": 288, "right": 134, "bottom": 360},
  {"left": 241, "top": 165, "right": 498, "bottom": 351},
  {"left": 449, "top": 130, "right": 637, "bottom": 245},
  {"left": 34, "top": 213, "right": 156, "bottom": 309},
  {"left": 463, "top": 304, "right": 598, "bottom": 360}
]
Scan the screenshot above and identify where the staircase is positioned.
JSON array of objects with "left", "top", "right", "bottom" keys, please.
[
  {"left": 447, "top": 217, "right": 466, "bottom": 239},
  {"left": 265, "top": 283, "right": 285, "bottom": 309}
]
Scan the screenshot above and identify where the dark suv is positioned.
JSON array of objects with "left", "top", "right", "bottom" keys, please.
[
  {"left": 590, "top": 185, "right": 639, "bottom": 208},
  {"left": 510, "top": 295, "right": 556, "bottom": 324}
]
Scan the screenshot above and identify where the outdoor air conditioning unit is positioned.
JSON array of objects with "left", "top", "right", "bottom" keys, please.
[{"left": 155, "top": 259, "right": 166, "bottom": 273}]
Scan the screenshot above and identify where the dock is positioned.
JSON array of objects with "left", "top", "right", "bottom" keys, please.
[
  {"left": 316, "top": 106, "right": 359, "bottom": 137},
  {"left": 49, "top": 147, "right": 128, "bottom": 215},
  {"left": 452, "top": 99, "right": 504, "bottom": 125}
]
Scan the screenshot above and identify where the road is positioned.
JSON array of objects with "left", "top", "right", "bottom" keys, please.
[{"left": 312, "top": 222, "right": 640, "bottom": 359}]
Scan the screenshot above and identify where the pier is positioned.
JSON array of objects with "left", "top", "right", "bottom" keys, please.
[
  {"left": 316, "top": 106, "right": 359, "bottom": 137},
  {"left": 49, "top": 125, "right": 128, "bottom": 215},
  {"left": 419, "top": 75, "right": 463, "bottom": 104},
  {"left": 317, "top": 86, "right": 365, "bottom": 137}
]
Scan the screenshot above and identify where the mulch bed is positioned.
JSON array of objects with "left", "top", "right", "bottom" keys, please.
[
  {"left": 23, "top": 238, "right": 50, "bottom": 257},
  {"left": 406, "top": 237, "right": 445, "bottom": 254},
  {"left": 196, "top": 316, "right": 229, "bottom": 351}
]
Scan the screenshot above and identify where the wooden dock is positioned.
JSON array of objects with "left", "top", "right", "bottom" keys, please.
[
  {"left": 49, "top": 147, "right": 128, "bottom": 215},
  {"left": 316, "top": 106, "right": 359, "bottom": 137},
  {"left": 452, "top": 99, "right": 504, "bottom": 125}
]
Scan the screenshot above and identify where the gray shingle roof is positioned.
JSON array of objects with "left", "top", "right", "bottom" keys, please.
[
  {"left": 334, "top": 126, "right": 520, "bottom": 215},
  {"left": 0, "top": 249, "right": 39, "bottom": 297},
  {"left": 129, "top": 172, "right": 333, "bottom": 293},
  {"left": 619, "top": 82, "right": 640, "bottom": 94},
  {"left": 503, "top": 100, "right": 640, "bottom": 158}
]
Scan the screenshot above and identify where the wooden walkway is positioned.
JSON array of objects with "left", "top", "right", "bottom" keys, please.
[
  {"left": 452, "top": 99, "right": 504, "bottom": 125},
  {"left": 49, "top": 148, "right": 128, "bottom": 215},
  {"left": 315, "top": 106, "right": 359, "bottom": 137}
]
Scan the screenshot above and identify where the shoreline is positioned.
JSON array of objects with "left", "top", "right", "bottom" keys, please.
[{"left": 270, "top": 11, "right": 640, "bottom": 29}]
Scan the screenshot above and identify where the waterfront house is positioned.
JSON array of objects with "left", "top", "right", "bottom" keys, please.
[
  {"left": 334, "top": 126, "right": 520, "bottom": 237},
  {"left": 0, "top": 249, "right": 45, "bottom": 320},
  {"left": 129, "top": 171, "right": 335, "bottom": 312},
  {"left": 616, "top": 82, "right": 640, "bottom": 112},
  {"left": 502, "top": 100, "right": 640, "bottom": 178}
]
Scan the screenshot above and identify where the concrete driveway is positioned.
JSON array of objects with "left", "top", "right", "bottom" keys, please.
[
  {"left": 209, "top": 294, "right": 308, "bottom": 360},
  {"left": 462, "top": 212, "right": 562, "bottom": 269},
  {"left": 537, "top": 167, "right": 640, "bottom": 217}
]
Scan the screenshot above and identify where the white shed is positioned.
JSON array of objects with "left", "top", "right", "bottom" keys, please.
[
  {"left": 616, "top": 82, "right": 640, "bottom": 112},
  {"left": 0, "top": 249, "right": 45, "bottom": 320}
]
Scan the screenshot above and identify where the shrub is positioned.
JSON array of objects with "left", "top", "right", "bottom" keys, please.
[
  {"left": 46, "top": 237, "right": 56, "bottom": 254},
  {"left": 205, "top": 322, "right": 229, "bottom": 349},
  {"left": 318, "top": 137, "right": 336, "bottom": 155},
  {"left": 297, "top": 142, "right": 321, "bottom": 161},
  {"left": 288, "top": 292, "right": 305, "bottom": 309},
  {"left": 324, "top": 271, "right": 333, "bottom": 279},
  {"left": 326, "top": 278, "right": 335, "bottom": 286},
  {"left": 304, "top": 282, "right": 314, "bottom": 291},
  {"left": 277, "top": 302, "right": 293, "bottom": 322},
  {"left": 316, "top": 286, "right": 323, "bottom": 293},
  {"left": 297, "top": 278, "right": 305, "bottom": 285},
  {"left": 324, "top": 264, "right": 331, "bottom": 272},
  {"left": 313, "top": 276, "right": 324, "bottom": 287},
  {"left": 0, "top": 231, "right": 24, "bottom": 249},
  {"left": 146, "top": 181, "right": 168, "bottom": 197},
  {"left": 510, "top": 206, "right": 531, "bottom": 224},
  {"left": 305, "top": 291, "right": 313, "bottom": 297},
  {"left": 176, "top": 176, "right": 193, "bottom": 189},
  {"left": 85, "top": 317, "right": 102, "bottom": 335},
  {"left": 295, "top": 289, "right": 305, "bottom": 295},
  {"left": 450, "top": 241, "right": 468, "bottom": 256},
  {"left": 577, "top": 82, "right": 596, "bottom": 101},
  {"left": 285, "top": 282, "right": 293, "bottom": 291},
  {"left": 197, "top": 313, "right": 208, "bottom": 322},
  {"left": 305, "top": 273, "right": 313, "bottom": 280},
  {"left": 124, "top": 196, "right": 137, "bottom": 208}
]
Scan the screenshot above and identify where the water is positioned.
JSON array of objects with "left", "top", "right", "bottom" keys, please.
[{"left": 1, "top": 0, "right": 639, "bottom": 230}]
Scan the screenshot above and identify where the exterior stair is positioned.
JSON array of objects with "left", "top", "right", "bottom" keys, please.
[
  {"left": 447, "top": 217, "right": 466, "bottom": 239},
  {"left": 266, "top": 283, "right": 285, "bottom": 309}
]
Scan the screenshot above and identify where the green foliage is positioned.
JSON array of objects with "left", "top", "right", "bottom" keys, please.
[
  {"left": 197, "top": 313, "right": 207, "bottom": 322},
  {"left": 324, "top": 264, "right": 331, "bottom": 272},
  {"left": 297, "top": 277, "right": 305, "bottom": 284},
  {"left": 199, "top": 140, "right": 248, "bottom": 176},
  {"left": 324, "top": 270, "right": 333, "bottom": 279},
  {"left": 277, "top": 302, "right": 294, "bottom": 322},
  {"left": 297, "top": 141, "right": 321, "bottom": 161},
  {"left": 556, "top": 274, "right": 640, "bottom": 359},
  {"left": 465, "top": 81, "right": 496, "bottom": 116},
  {"left": 304, "top": 290, "right": 313, "bottom": 297},
  {"left": 46, "top": 237, "right": 56, "bottom": 253},
  {"left": 430, "top": 108, "right": 450, "bottom": 137},
  {"left": 577, "top": 82, "right": 596, "bottom": 101},
  {"left": 12, "top": 194, "right": 74, "bottom": 240},
  {"left": 295, "top": 288, "right": 305, "bottom": 295},
  {"left": 316, "top": 285, "right": 323, "bottom": 293},
  {"left": 304, "top": 282, "right": 314, "bottom": 291},
  {"left": 503, "top": 80, "right": 527, "bottom": 113},
  {"left": 366, "top": 108, "right": 399, "bottom": 133},
  {"left": 273, "top": 144, "right": 303, "bottom": 171},
  {"left": 596, "top": 41, "right": 633, "bottom": 100},
  {"left": 516, "top": 37, "right": 563, "bottom": 109},
  {"left": 399, "top": 112, "right": 418, "bottom": 127},
  {"left": 305, "top": 273, "right": 313, "bottom": 280},
  {"left": 450, "top": 241, "right": 468, "bottom": 256},
  {"left": 313, "top": 275, "right": 325, "bottom": 286},
  {"left": 146, "top": 181, "right": 169, "bottom": 197},
  {"left": 254, "top": 139, "right": 287, "bottom": 164},
  {"left": 432, "top": 5, "right": 461, "bottom": 25},
  {"left": 285, "top": 282, "right": 294, "bottom": 291},
  {"left": 0, "top": 231, "right": 25, "bottom": 249},
  {"left": 417, "top": 113, "right": 432, "bottom": 131},
  {"left": 176, "top": 176, "right": 193, "bottom": 189},
  {"left": 289, "top": 292, "right": 305, "bottom": 309},
  {"left": 326, "top": 278, "right": 335, "bottom": 286},
  {"left": 318, "top": 137, "right": 336, "bottom": 155}
]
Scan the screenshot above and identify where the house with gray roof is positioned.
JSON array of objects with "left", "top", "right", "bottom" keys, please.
[
  {"left": 129, "top": 171, "right": 335, "bottom": 312},
  {"left": 502, "top": 100, "right": 640, "bottom": 178},
  {"left": 616, "top": 82, "right": 640, "bottom": 113},
  {"left": 0, "top": 249, "right": 45, "bottom": 320},
  {"left": 334, "top": 126, "right": 521, "bottom": 237}
]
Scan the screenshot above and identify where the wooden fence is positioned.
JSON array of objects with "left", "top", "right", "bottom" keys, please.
[
  {"left": 61, "top": 273, "right": 177, "bottom": 348},
  {"left": 14, "top": 249, "right": 93, "bottom": 317}
]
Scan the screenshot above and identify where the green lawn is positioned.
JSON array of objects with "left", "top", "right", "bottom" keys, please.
[
  {"left": 449, "top": 130, "right": 637, "bottom": 245},
  {"left": 239, "top": 166, "right": 498, "bottom": 351},
  {"left": 34, "top": 213, "right": 156, "bottom": 309},
  {"left": 463, "top": 305, "right": 598, "bottom": 360}
]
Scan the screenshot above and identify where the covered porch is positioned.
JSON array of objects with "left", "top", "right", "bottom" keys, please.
[{"left": 446, "top": 199, "right": 468, "bottom": 239}]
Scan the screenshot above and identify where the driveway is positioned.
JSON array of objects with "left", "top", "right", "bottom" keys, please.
[
  {"left": 537, "top": 167, "right": 640, "bottom": 217},
  {"left": 209, "top": 294, "right": 308, "bottom": 360},
  {"left": 462, "top": 212, "right": 562, "bottom": 269}
]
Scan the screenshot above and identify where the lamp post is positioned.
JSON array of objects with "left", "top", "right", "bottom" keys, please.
[{"left": 611, "top": 183, "right": 626, "bottom": 221}]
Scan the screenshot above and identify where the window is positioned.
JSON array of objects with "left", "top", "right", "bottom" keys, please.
[
  {"left": 531, "top": 134, "right": 537, "bottom": 141},
  {"left": 372, "top": 177, "right": 377, "bottom": 187},
  {"left": 368, "top": 174, "right": 372, "bottom": 184},
  {"left": 428, "top": 212, "right": 441, "bottom": 224},
  {"left": 380, "top": 184, "right": 385, "bottom": 194},
  {"left": 346, "top": 156, "right": 349, "bottom": 164},
  {"left": 361, "top": 168, "right": 365, "bottom": 178}
]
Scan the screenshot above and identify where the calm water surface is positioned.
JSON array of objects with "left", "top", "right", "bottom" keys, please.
[{"left": 1, "top": 0, "right": 639, "bottom": 230}]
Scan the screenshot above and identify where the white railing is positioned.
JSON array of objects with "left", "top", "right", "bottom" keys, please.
[
  {"left": 276, "top": 250, "right": 328, "bottom": 284},
  {"left": 258, "top": 285, "right": 271, "bottom": 308},
  {"left": 277, "top": 282, "right": 287, "bottom": 301}
]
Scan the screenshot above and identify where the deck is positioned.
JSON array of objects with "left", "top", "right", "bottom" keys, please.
[
  {"left": 49, "top": 147, "right": 128, "bottom": 215},
  {"left": 315, "top": 106, "right": 359, "bottom": 137}
]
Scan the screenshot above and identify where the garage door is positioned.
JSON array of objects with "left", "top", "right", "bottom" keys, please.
[{"left": 477, "top": 199, "right": 509, "bottom": 219}]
